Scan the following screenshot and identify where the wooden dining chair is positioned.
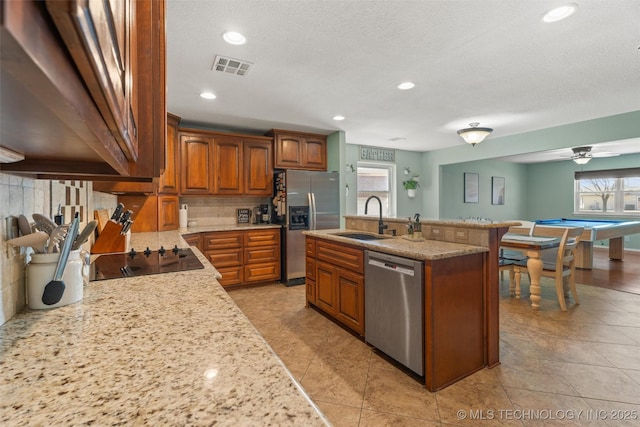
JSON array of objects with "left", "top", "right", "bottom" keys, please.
[
  {"left": 512, "top": 226, "right": 584, "bottom": 311},
  {"left": 499, "top": 221, "right": 536, "bottom": 287}
]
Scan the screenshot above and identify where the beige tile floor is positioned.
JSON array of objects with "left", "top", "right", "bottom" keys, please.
[{"left": 228, "top": 278, "right": 640, "bottom": 426}]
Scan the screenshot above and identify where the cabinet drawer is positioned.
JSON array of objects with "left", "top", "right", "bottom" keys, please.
[
  {"left": 305, "top": 238, "right": 316, "bottom": 257},
  {"left": 244, "top": 229, "right": 280, "bottom": 247},
  {"left": 217, "top": 266, "right": 243, "bottom": 287},
  {"left": 306, "top": 256, "right": 316, "bottom": 281},
  {"left": 245, "top": 246, "right": 279, "bottom": 264},
  {"left": 205, "top": 249, "right": 243, "bottom": 267},
  {"left": 316, "top": 241, "right": 364, "bottom": 273},
  {"left": 244, "top": 262, "right": 280, "bottom": 283},
  {"left": 202, "top": 231, "right": 243, "bottom": 250}
]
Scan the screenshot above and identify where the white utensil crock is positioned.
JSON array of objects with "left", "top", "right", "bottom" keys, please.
[{"left": 26, "top": 249, "right": 87, "bottom": 309}]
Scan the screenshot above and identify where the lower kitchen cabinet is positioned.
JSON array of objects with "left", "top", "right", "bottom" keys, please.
[
  {"left": 306, "top": 238, "right": 364, "bottom": 336},
  {"left": 315, "top": 260, "right": 338, "bottom": 315},
  {"left": 305, "top": 238, "right": 317, "bottom": 305},
  {"left": 158, "top": 196, "right": 179, "bottom": 231},
  {"left": 335, "top": 268, "right": 364, "bottom": 335},
  {"left": 182, "top": 233, "right": 202, "bottom": 251},
  {"left": 201, "top": 229, "right": 280, "bottom": 288},
  {"left": 424, "top": 252, "right": 485, "bottom": 391}
]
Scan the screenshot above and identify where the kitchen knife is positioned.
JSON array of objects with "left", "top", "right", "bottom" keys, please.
[
  {"left": 120, "top": 219, "right": 133, "bottom": 235},
  {"left": 110, "top": 203, "right": 125, "bottom": 222},
  {"left": 119, "top": 210, "right": 133, "bottom": 225}
]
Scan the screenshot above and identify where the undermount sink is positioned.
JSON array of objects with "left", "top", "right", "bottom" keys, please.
[{"left": 335, "top": 232, "right": 391, "bottom": 241}]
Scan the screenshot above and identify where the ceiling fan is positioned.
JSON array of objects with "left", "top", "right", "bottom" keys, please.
[{"left": 567, "top": 146, "right": 620, "bottom": 164}]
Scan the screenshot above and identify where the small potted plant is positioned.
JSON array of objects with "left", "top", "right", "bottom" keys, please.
[{"left": 402, "top": 177, "right": 420, "bottom": 198}]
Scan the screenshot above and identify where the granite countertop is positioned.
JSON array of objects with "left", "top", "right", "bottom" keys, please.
[
  {"left": 180, "top": 223, "right": 282, "bottom": 235},
  {"left": 0, "top": 230, "right": 328, "bottom": 426},
  {"left": 304, "top": 229, "right": 488, "bottom": 260},
  {"left": 344, "top": 215, "right": 520, "bottom": 229}
]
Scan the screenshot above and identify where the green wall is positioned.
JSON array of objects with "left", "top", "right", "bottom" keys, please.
[
  {"left": 342, "top": 144, "right": 425, "bottom": 220},
  {"left": 421, "top": 111, "right": 640, "bottom": 218},
  {"left": 334, "top": 111, "right": 640, "bottom": 249},
  {"left": 440, "top": 160, "right": 528, "bottom": 221}
]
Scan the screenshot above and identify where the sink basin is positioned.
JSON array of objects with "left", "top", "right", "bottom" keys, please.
[{"left": 335, "top": 232, "right": 390, "bottom": 241}]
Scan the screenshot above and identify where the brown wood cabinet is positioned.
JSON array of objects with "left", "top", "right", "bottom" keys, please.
[
  {"left": 213, "top": 137, "right": 243, "bottom": 194},
  {"left": 1, "top": 0, "right": 166, "bottom": 179},
  {"left": 180, "top": 132, "right": 214, "bottom": 195},
  {"left": 203, "top": 231, "right": 244, "bottom": 286},
  {"left": 424, "top": 253, "right": 485, "bottom": 391},
  {"left": 157, "top": 196, "right": 179, "bottom": 231},
  {"left": 244, "top": 140, "right": 273, "bottom": 195},
  {"left": 268, "top": 129, "right": 327, "bottom": 171},
  {"left": 46, "top": 0, "right": 138, "bottom": 162},
  {"left": 182, "top": 233, "right": 202, "bottom": 252},
  {"left": 305, "top": 238, "right": 317, "bottom": 305},
  {"left": 307, "top": 238, "right": 365, "bottom": 335},
  {"left": 201, "top": 228, "right": 280, "bottom": 287},
  {"left": 159, "top": 113, "right": 180, "bottom": 194},
  {"left": 180, "top": 128, "right": 273, "bottom": 196}
]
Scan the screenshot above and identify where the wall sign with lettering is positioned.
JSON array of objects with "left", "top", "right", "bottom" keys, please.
[
  {"left": 359, "top": 146, "right": 395, "bottom": 162},
  {"left": 237, "top": 208, "right": 250, "bottom": 223}
]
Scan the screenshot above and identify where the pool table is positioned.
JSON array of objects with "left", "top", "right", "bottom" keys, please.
[{"left": 534, "top": 218, "right": 640, "bottom": 269}]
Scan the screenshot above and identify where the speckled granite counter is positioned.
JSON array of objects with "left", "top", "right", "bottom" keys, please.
[
  {"left": 0, "top": 230, "right": 329, "bottom": 426},
  {"left": 303, "top": 229, "right": 487, "bottom": 260}
]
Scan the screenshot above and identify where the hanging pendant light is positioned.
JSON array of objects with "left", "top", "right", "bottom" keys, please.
[{"left": 457, "top": 122, "right": 493, "bottom": 146}]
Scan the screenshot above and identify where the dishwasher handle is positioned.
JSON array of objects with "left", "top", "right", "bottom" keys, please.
[{"left": 367, "top": 258, "right": 416, "bottom": 276}]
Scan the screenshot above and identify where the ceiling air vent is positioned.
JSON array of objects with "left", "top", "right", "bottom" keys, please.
[{"left": 212, "top": 55, "right": 253, "bottom": 76}]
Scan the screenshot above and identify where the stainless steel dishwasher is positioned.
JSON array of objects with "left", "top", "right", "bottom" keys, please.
[{"left": 365, "top": 250, "right": 424, "bottom": 376}]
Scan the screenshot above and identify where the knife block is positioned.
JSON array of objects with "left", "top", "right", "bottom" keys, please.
[{"left": 91, "top": 221, "right": 130, "bottom": 254}]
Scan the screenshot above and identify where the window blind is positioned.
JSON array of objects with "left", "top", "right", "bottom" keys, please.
[{"left": 574, "top": 167, "right": 640, "bottom": 180}]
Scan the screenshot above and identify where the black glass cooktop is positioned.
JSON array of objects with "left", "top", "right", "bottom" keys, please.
[{"left": 90, "top": 247, "right": 205, "bottom": 281}]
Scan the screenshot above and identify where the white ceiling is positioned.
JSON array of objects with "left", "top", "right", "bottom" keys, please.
[{"left": 166, "top": 0, "right": 640, "bottom": 160}]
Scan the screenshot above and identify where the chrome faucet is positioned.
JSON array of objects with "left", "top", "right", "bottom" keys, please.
[{"left": 364, "top": 195, "right": 388, "bottom": 235}]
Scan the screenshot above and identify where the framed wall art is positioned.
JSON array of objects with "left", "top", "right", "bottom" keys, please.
[
  {"left": 464, "top": 172, "right": 479, "bottom": 203},
  {"left": 492, "top": 176, "right": 505, "bottom": 205}
]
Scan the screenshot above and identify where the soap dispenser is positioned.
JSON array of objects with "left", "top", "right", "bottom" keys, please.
[{"left": 413, "top": 213, "right": 422, "bottom": 238}]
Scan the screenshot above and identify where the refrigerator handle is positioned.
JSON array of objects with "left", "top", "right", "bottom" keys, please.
[{"left": 309, "top": 192, "right": 317, "bottom": 230}]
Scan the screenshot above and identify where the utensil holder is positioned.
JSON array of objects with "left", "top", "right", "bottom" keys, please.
[
  {"left": 91, "top": 221, "right": 128, "bottom": 254},
  {"left": 26, "top": 249, "right": 86, "bottom": 309}
]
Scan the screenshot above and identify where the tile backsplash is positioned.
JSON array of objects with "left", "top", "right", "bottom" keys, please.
[
  {"left": 0, "top": 173, "right": 116, "bottom": 325},
  {"left": 181, "top": 196, "right": 271, "bottom": 226}
]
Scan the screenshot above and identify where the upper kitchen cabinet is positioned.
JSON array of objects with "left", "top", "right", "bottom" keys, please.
[
  {"left": 181, "top": 128, "right": 273, "bottom": 196},
  {"left": 158, "top": 113, "right": 181, "bottom": 194},
  {"left": 268, "top": 129, "right": 327, "bottom": 171},
  {"left": 0, "top": 0, "right": 165, "bottom": 179},
  {"left": 213, "top": 136, "right": 243, "bottom": 195},
  {"left": 180, "top": 131, "right": 214, "bottom": 195},
  {"left": 243, "top": 139, "right": 273, "bottom": 195}
]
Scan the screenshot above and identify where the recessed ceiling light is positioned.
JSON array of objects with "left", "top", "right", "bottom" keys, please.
[
  {"left": 397, "top": 82, "right": 415, "bottom": 90},
  {"left": 542, "top": 4, "right": 577, "bottom": 23},
  {"left": 222, "top": 31, "right": 246, "bottom": 45},
  {"left": 333, "top": 115, "right": 345, "bottom": 121},
  {"left": 200, "top": 92, "right": 216, "bottom": 100}
]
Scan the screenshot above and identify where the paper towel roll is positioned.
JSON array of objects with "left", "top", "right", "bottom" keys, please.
[{"left": 179, "top": 204, "right": 188, "bottom": 228}]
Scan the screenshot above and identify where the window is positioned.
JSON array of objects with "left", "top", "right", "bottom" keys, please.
[
  {"left": 574, "top": 168, "right": 640, "bottom": 215},
  {"left": 357, "top": 163, "right": 396, "bottom": 217}
]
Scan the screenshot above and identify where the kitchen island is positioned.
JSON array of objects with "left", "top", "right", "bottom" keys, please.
[
  {"left": 304, "top": 229, "right": 491, "bottom": 391},
  {"left": 0, "top": 230, "right": 328, "bottom": 426}
]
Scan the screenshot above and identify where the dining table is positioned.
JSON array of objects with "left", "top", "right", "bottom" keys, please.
[{"left": 500, "top": 233, "right": 561, "bottom": 310}]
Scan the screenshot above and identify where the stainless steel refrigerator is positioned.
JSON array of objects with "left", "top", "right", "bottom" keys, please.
[{"left": 273, "top": 170, "right": 340, "bottom": 285}]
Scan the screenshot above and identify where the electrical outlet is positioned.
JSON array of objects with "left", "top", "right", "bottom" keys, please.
[{"left": 625, "top": 236, "right": 630, "bottom": 242}]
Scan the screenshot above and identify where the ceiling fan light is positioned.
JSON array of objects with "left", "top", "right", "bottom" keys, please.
[
  {"left": 573, "top": 156, "right": 591, "bottom": 165},
  {"left": 457, "top": 123, "right": 493, "bottom": 146}
]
